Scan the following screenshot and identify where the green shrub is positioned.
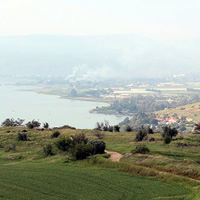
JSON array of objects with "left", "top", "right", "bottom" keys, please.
[
  {"left": 164, "top": 136, "right": 172, "bottom": 144},
  {"left": 131, "top": 145, "right": 150, "bottom": 154},
  {"left": 71, "top": 143, "right": 94, "bottom": 160},
  {"left": 26, "top": 122, "right": 34, "bottom": 129},
  {"left": 43, "top": 144, "right": 54, "bottom": 156},
  {"left": 51, "top": 131, "right": 61, "bottom": 138},
  {"left": 26, "top": 120, "right": 41, "bottom": 129},
  {"left": 108, "top": 126, "right": 114, "bottom": 132},
  {"left": 17, "top": 133, "right": 28, "bottom": 141},
  {"left": 135, "top": 128, "right": 147, "bottom": 142},
  {"left": 43, "top": 122, "right": 49, "bottom": 129},
  {"left": 103, "top": 126, "right": 108, "bottom": 131},
  {"left": 55, "top": 137, "right": 72, "bottom": 152},
  {"left": 88, "top": 140, "right": 106, "bottom": 154},
  {"left": 147, "top": 127, "right": 154, "bottom": 134},
  {"left": 1, "top": 118, "right": 24, "bottom": 127},
  {"left": 113, "top": 125, "right": 120, "bottom": 132},
  {"left": 71, "top": 133, "right": 88, "bottom": 146},
  {"left": 125, "top": 125, "right": 132, "bottom": 132},
  {"left": 162, "top": 126, "right": 178, "bottom": 139}
]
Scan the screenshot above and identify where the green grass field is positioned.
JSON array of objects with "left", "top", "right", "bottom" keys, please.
[
  {"left": 0, "top": 161, "right": 190, "bottom": 200},
  {"left": 0, "top": 127, "right": 200, "bottom": 199}
]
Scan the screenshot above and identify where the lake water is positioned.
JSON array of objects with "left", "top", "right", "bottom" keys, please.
[{"left": 0, "top": 85, "right": 125, "bottom": 129}]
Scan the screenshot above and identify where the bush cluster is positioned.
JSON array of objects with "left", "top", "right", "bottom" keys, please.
[
  {"left": 71, "top": 143, "right": 94, "bottom": 160},
  {"left": 43, "top": 144, "right": 54, "bottom": 156},
  {"left": 132, "top": 145, "right": 150, "bottom": 154},
  {"left": 26, "top": 120, "right": 41, "bottom": 129},
  {"left": 164, "top": 136, "right": 172, "bottom": 144},
  {"left": 88, "top": 140, "right": 106, "bottom": 155},
  {"left": 135, "top": 128, "right": 148, "bottom": 142},
  {"left": 162, "top": 126, "right": 178, "bottom": 144},
  {"left": 45, "top": 133, "right": 106, "bottom": 160},
  {"left": 54, "top": 137, "right": 72, "bottom": 152},
  {"left": 1, "top": 118, "right": 24, "bottom": 127},
  {"left": 51, "top": 131, "right": 61, "bottom": 138},
  {"left": 71, "top": 133, "right": 88, "bottom": 146},
  {"left": 43, "top": 122, "right": 49, "bottom": 129},
  {"left": 162, "top": 126, "right": 178, "bottom": 139},
  {"left": 95, "top": 122, "right": 120, "bottom": 132},
  {"left": 17, "top": 133, "right": 28, "bottom": 141}
]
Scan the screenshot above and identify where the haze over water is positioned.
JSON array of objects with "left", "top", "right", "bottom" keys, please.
[{"left": 0, "top": 85, "right": 124, "bottom": 129}]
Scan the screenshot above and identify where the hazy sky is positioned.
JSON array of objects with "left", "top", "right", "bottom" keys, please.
[{"left": 0, "top": 0, "right": 199, "bottom": 40}]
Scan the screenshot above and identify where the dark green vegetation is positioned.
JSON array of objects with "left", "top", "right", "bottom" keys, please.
[
  {"left": 135, "top": 128, "right": 148, "bottom": 142},
  {"left": 162, "top": 126, "right": 178, "bottom": 144},
  {"left": 1, "top": 118, "right": 24, "bottom": 127},
  {"left": 51, "top": 131, "right": 61, "bottom": 138},
  {"left": 0, "top": 126, "right": 200, "bottom": 199},
  {"left": 26, "top": 120, "right": 41, "bottom": 129},
  {"left": 131, "top": 145, "right": 150, "bottom": 154},
  {"left": 93, "top": 95, "right": 200, "bottom": 115}
]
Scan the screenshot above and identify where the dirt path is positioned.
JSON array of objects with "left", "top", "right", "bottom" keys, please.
[{"left": 105, "top": 150, "right": 123, "bottom": 162}]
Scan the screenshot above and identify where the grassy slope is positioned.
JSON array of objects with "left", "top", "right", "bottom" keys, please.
[
  {"left": 155, "top": 102, "right": 200, "bottom": 122},
  {"left": 0, "top": 127, "right": 200, "bottom": 199},
  {"left": 104, "top": 131, "right": 200, "bottom": 181},
  {"left": 0, "top": 161, "right": 189, "bottom": 200}
]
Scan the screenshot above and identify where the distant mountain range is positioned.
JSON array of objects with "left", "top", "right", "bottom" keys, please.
[{"left": 0, "top": 34, "right": 199, "bottom": 80}]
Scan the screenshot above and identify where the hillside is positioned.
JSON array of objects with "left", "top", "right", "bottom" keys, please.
[
  {"left": 156, "top": 102, "right": 200, "bottom": 122},
  {"left": 0, "top": 126, "right": 200, "bottom": 199}
]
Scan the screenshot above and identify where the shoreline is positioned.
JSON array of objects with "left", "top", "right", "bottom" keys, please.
[
  {"left": 33, "top": 90, "right": 111, "bottom": 104},
  {"left": 34, "top": 90, "right": 128, "bottom": 118}
]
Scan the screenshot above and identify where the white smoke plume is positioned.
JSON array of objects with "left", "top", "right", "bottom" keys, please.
[{"left": 65, "top": 64, "right": 118, "bottom": 82}]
